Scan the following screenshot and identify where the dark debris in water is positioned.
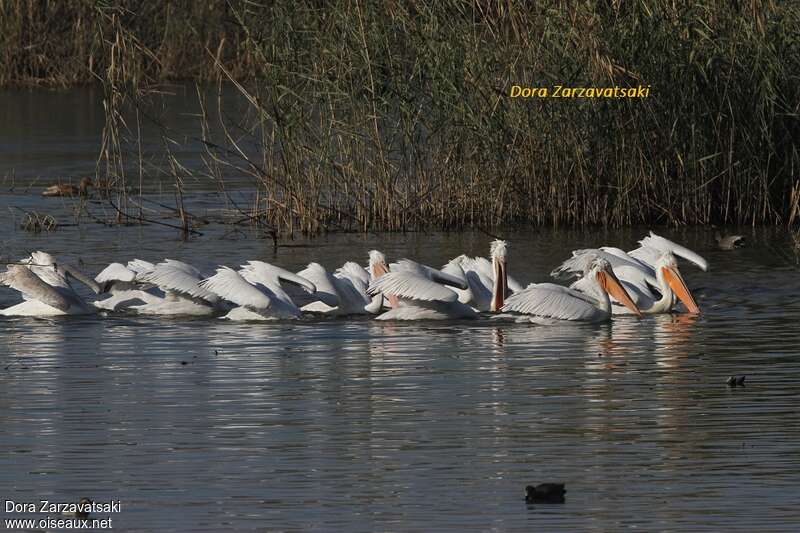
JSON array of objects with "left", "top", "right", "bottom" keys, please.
[
  {"left": 525, "top": 483, "right": 566, "bottom": 504},
  {"left": 727, "top": 375, "right": 747, "bottom": 387}
]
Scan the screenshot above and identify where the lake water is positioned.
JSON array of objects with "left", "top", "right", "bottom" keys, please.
[{"left": 2, "top": 88, "right": 800, "bottom": 531}]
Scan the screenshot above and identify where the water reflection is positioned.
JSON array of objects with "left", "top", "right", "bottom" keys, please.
[{"left": 1, "top": 227, "right": 799, "bottom": 530}]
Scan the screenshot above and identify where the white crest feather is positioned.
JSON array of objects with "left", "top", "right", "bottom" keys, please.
[{"left": 490, "top": 240, "right": 508, "bottom": 260}]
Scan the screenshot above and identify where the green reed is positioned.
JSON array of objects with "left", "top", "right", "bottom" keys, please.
[{"left": 2, "top": 1, "right": 799, "bottom": 235}]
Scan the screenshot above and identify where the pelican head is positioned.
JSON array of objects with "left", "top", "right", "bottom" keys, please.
[
  {"left": 367, "top": 250, "right": 398, "bottom": 308},
  {"left": 22, "top": 251, "right": 102, "bottom": 294},
  {"left": 656, "top": 252, "right": 700, "bottom": 314},
  {"left": 490, "top": 240, "right": 508, "bottom": 312},
  {"left": 590, "top": 258, "right": 643, "bottom": 317},
  {"left": 23, "top": 251, "right": 57, "bottom": 267},
  {"left": 368, "top": 250, "right": 390, "bottom": 279}
]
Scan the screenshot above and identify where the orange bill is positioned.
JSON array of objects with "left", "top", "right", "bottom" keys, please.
[
  {"left": 490, "top": 258, "right": 507, "bottom": 312},
  {"left": 598, "top": 270, "right": 643, "bottom": 317},
  {"left": 371, "top": 261, "right": 399, "bottom": 308},
  {"left": 662, "top": 266, "right": 700, "bottom": 314}
]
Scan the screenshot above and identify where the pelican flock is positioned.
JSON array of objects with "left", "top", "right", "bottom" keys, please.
[{"left": 0, "top": 232, "right": 707, "bottom": 323}]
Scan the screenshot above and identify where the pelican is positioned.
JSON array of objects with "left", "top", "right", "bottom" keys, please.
[
  {"left": 368, "top": 258, "right": 477, "bottom": 320},
  {"left": 292, "top": 261, "right": 383, "bottom": 315},
  {"left": 627, "top": 231, "right": 708, "bottom": 271},
  {"left": 199, "top": 261, "right": 316, "bottom": 320},
  {"left": 551, "top": 231, "right": 706, "bottom": 314},
  {"left": 93, "top": 259, "right": 164, "bottom": 311},
  {"left": 553, "top": 231, "right": 707, "bottom": 280},
  {"left": 570, "top": 251, "right": 700, "bottom": 314},
  {"left": 503, "top": 257, "right": 642, "bottom": 323},
  {"left": 128, "top": 259, "right": 221, "bottom": 316},
  {"left": 442, "top": 240, "right": 523, "bottom": 311},
  {"left": 280, "top": 251, "right": 391, "bottom": 315},
  {"left": 0, "top": 251, "right": 101, "bottom": 316},
  {"left": 297, "top": 249, "right": 394, "bottom": 313}
]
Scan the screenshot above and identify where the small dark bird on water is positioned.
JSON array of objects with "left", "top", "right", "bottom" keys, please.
[
  {"left": 715, "top": 232, "right": 745, "bottom": 250},
  {"left": 525, "top": 483, "right": 566, "bottom": 504},
  {"left": 727, "top": 375, "right": 746, "bottom": 387},
  {"left": 41, "top": 177, "right": 93, "bottom": 197}
]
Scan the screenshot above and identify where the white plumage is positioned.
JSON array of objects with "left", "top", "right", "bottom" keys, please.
[
  {"left": 199, "top": 266, "right": 273, "bottom": 310},
  {"left": 504, "top": 257, "right": 642, "bottom": 323},
  {"left": 504, "top": 283, "right": 608, "bottom": 322},
  {"left": 368, "top": 259, "right": 475, "bottom": 320},
  {"left": 93, "top": 260, "right": 163, "bottom": 311},
  {"left": 369, "top": 271, "right": 460, "bottom": 303},
  {"left": 443, "top": 239, "right": 521, "bottom": 311},
  {"left": 126, "top": 259, "right": 219, "bottom": 316},
  {"left": 200, "top": 261, "right": 316, "bottom": 320},
  {"left": 295, "top": 262, "right": 377, "bottom": 315},
  {"left": 0, "top": 252, "right": 100, "bottom": 316},
  {"left": 629, "top": 231, "right": 709, "bottom": 271},
  {"left": 551, "top": 231, "right": 707, "bottom": 314}
]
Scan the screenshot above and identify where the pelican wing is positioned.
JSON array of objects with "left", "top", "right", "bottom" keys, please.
[
  {"left": 627, "top": 246, "right": 661, "bottom": 267},
  {"left": 126, "top": 259, "right": 155, "bottom": 277},
  {"left": 240, "top": 261, "right": 316, "bottom": 293},
  {"left": 391, "top": 259, "right": 468, "bottom": 290},
  {"left": 294, "top": 263, "right": 339, "bottom": 306},
  {"left": 440, "top": 259, "right": 474, "bottom": 304},
  {"left": 629, "top": 232, "right": 709, "bottom": 271},
  {"left": 138, "top": 260, "right": 217, "bottom": 301},
  {"left": 369, "top": 271, "right": 458, "bottom": 302},
  {"left": 0, "top": 265, "right": 71, "bottom": 311},
  {"left": 443, "top": 255, "right": 477, "bottom": 279},
  {"left": 447, "top": 254, "right": 523, "bottom": 295},
  {"left": 162, "top": 259, "right": 202, "bottom": 277},
  {"left": 332, "top": 275, "right": 370, "bottom": 307},
  {"left": 455, "top": 256, "right": 493, "bottom": 288},
  {"left": 507, "top": 275, "right": 524, "bottom": 293},
  {"left": 95, "top": 262, "right": 136, "bottom": 283},
  {"left": 571, "top": 273, "right": 652, "bottom": 306},
  {"left": 200, "top": 267, "right": 271, "bottom": 310},
  {"left": 335, "top": 261, "right": 370, "bottom": 286},
  {"left": 551, "top": 248, "right": 646, "bottom": 279},
  {"left": 503, "top": 283, "right": 601, "bottom": 321},
  {"left": 613, "top": 265, "right": 658, "bottom": 294}
]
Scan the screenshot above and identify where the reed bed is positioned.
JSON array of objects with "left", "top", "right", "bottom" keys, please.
[{"left": 3, "top": 1, "right": 799, "bottom": 236}]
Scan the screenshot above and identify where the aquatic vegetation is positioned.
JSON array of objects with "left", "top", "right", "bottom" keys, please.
[
  {"left": 2, "top": 1, "right": 799, "bottom": 235},
  {"left": 19, "top": 211, "right": 57, "bottom": 233}
]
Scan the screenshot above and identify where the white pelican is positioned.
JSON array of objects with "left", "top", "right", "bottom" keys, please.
[
  {"left": 627, "top": 231, "right": 708, "bottom": 271},
  {"left": 503, "top": 257, "right": 642, "bottom": 323},
  {"left": 128, "top": 259, "right": 221, "bottom": 316},
  {"left": 0, "top": 251, "right": 101, "bottom": 316},
  {"left": 93, "top": 260, "right": 164, "bottom": 311},
  {"left": 278, "top": 250, "right": 391, "bottom": 315},
  {"left": 368, "top": 258, "right": 477, "bottom": 320},
  {"left": 292, "top": 262, "right": 383, "bottom": 315},
  {"left": 442, "top": 240, "right": 523, "bottom": 311},
  {"left": 551, "top": 231, "right": 706, "bottom": 314},
  {"left": 570, "top": 251, "right": 700, "bottom": 315},
  {"left": 199, "top": 261, "right": 316, "bottom": 320}
]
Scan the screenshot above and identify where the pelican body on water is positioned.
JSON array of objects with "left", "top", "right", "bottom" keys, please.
[{"left": 0, "top": 232, "right": 706, "bottom": 323}]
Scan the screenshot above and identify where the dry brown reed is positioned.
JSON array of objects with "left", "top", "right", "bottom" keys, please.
[{"left": 3, "top": 1, "right": 799, "bottom": 236}]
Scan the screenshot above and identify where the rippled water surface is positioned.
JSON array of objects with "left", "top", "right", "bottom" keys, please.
[{"left": 2, "top": 90, "right": 800, "bottom": 531}]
